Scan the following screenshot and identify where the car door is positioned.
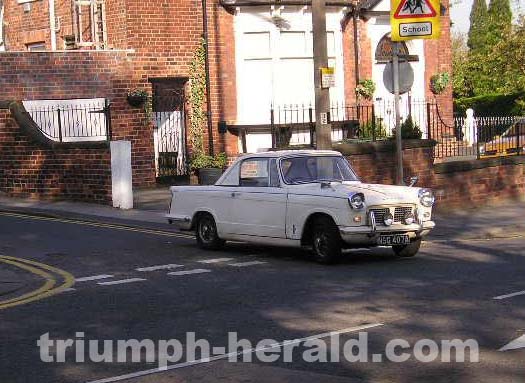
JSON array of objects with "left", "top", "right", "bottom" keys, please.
[{"left": 228, "top": 157, "right": 287, "bottom": 238}]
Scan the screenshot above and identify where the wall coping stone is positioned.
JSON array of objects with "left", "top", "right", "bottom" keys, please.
[
  {"left": 334, "top": 139, "right": 437, "bottom": 156},
  {"left": 434, "top": 156, "right": 525, "bottom": 174}
]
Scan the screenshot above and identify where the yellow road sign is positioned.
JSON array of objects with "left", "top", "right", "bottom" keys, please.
[{"left": 391, "top": 0, "right": 441, "bottom": 41}]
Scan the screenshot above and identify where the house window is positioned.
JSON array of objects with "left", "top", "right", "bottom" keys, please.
[
  {"left": 26, "top": 42, "right": 46, "bottom": 51},
  {"left": 72, "top": 0, "right": 107, "bottom": 49}
]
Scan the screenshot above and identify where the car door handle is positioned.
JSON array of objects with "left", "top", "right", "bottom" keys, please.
[{"left": 231, "top": 192, "right": 236, "bottom": 198}]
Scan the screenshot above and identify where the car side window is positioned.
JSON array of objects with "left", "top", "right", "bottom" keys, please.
[
  {"left": 219, "top": 163, "right": 240, "bottom": 186},
  {"left": 240, "top": 159, "right": 269, "bottom": 187}
]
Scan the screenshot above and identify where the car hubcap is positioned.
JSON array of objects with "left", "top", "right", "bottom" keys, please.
[
  {"left": 314, "top": 232, "right": 329, "bottom": 258},
  {"left": 200, "top": 219, "right": 215, "bottom": 243}
]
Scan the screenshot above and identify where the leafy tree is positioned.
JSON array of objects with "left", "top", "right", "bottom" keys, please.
[
  {"left": 468, "top": 0, "right": 488, "bottom": 51},
  {"left": 486, "top": 0, "right": 512, "bottom": 46},
  {"left": 452, "top": 33, "right": 474, "bottom": 98}
]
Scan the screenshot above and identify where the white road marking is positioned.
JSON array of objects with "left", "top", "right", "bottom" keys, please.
[
  {"left": 168, "top": 269, "right": 211, "bottom": 276},
  {"left": 499, "top": 335, "right": 525, "bottom": 351},
  {"left": 228, "top": 261, "right": 267, "bottom": 267},
  {"left": 63, "top": 288, "right": 76, "bottom": 292},
  {"left": 75, "top": 274, "right": 114, "bottom": 282},
  {"left": 97, "top": 278, "right": 146, "bottom": 286},
  {"left": 493, "top": 290, "right": 525, "bottom": 300},
  {"left": 85, "top": 323, "right": 384, "bottom": 383},
  {"left": 198, "top": 258, "right": 234, "bottom": 264},
  {"left": 136, "top": 264, "right": 183, "bottom": 272}
]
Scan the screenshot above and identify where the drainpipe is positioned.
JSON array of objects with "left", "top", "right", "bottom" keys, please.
[
  {"left": 48, "top": 0, "right": 57, "bottom": 50},
  {"left": 352, "top": 8, "right": 360, "bottom": 92},
  {"left": 201, "top": 0, "right": 214, "bottom": 155}
]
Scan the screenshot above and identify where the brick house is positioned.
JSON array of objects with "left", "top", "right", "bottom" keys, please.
[{"left": 0, "top": 0, "right": 452, "bottom": 198}]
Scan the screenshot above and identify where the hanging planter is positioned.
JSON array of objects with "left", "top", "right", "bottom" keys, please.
[
  {"left": 126, "top": 89, "right": 148, "bottom": 107},
  {"left": 430, "top": 72, "right": 450, "bottom": 95},
  {"left": 355, "top": 79, "right": 376, "bottom": 102}
]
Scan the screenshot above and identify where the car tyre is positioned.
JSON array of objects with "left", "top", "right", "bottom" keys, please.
[
  {"left": 393, "top": 238, "right": 421, "bottom": 258},
  {"left": 311, "top": 217, "right": 342, "bottom": 264},
  {"left": 196, "top": 213, "right": 225, "bottom": 250}
]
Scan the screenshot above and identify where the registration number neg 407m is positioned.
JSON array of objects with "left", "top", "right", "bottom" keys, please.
[{"left": 377, "top": 234, "right": 410, "bottom": 246}]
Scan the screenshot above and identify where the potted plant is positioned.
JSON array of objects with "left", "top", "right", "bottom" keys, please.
[
  {"left": 190, "top": 152, "right": 227, "bottom": 185},
  {"left": 127, "top": 88, "right": 148, "bottom": 107}
]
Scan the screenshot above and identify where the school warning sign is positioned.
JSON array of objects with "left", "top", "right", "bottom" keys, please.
[{"left": 391, "top": 0, "right": 441, "bottom": 41}]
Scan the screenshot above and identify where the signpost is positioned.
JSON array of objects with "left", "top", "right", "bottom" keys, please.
[
  {"left": 391, "top": 0, "right": 441, "bottom": 41},
  {"left": 390, "top": 0, "right": 440, "bottom": 185},
  {"left": 312, "top": 0, "right": 332, "bottom": 150}
]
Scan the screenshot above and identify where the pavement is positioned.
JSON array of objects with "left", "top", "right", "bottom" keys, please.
[{"left": 0, "top": 187, "right": 524, "bottom": 242}]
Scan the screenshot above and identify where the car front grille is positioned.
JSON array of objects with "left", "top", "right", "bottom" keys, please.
[
  {"left": 394, "top": 206, "right": 412, "bottom": 222},
  {"left": 369, "top": 206, "right": 413, "bottom": 225},
  {"left": 369, "top": 208, "right": 390, "bottom": 224}
]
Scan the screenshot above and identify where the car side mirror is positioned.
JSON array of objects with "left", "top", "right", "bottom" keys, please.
[{"left": 407, "top": 176, "right": 418, "bottom": 187}]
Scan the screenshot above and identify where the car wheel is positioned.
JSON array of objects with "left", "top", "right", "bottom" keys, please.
[
  {"left": 196, "top": 214, "right": 225, "bottom": 250},
  {"left": 311, "top": 217, "right": 342, "bottom": 264},
  {"left": 393, "top": 238, "right": 421, "bottom": 258}
]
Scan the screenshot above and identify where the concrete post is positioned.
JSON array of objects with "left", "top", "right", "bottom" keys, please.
[{"left": 111, "top": 141, "right": 133, "bottom": 209}]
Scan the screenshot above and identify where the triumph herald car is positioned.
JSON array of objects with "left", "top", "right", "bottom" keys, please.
[{"left": 167, "top": 150, "right": 435, "bottom": 264}]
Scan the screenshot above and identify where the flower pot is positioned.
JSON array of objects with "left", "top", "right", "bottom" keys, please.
[
  {"left": 127, "top": 94, "right": 146, "bottom": 107},
  {"left": 198, "top": 168, "right": 223, "bottom": 185}
]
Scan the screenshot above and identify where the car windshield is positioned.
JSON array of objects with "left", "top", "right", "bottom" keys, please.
[{"left": 280, "top": 156, "right": 359, "bottom": 185}]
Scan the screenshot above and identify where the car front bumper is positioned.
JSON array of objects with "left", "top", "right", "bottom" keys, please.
[{"left": 339, "top": 221, "right": 435, "bottom": 246}]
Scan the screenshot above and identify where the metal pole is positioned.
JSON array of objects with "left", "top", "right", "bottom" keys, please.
[
  {"left": 201, "top": 0, "right": 214, "bottom": 155},
  {"left": 57, "top": 108, "right": 63, "bottom": 142},
  {"left": 312, "top": 0, "right": 331, "bottom": 150},
  {"left": 393, "top": 42, "right": 403, "bottom": 185},
  {"left": 105, "top": 98, "right": 112, "bottom": 141}
]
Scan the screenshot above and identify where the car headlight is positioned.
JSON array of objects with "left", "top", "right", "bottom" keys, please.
[
  {"left": 479, "top": 145, "right": 485, "bottom": 154},
  {"left": 383, "top": 212, "right": 394, "bottom": 226},
  {"left": 418, "top": 188, "right": 435, "bottom": 207},
  {"left": 403, "top": 212, "right": 415, "bottom": 225},
  {"left": 348, "top": 192, "right": 365, "bottom": 210}
]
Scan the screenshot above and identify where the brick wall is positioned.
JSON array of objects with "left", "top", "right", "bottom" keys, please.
[
  {"left": 340, "top": 141, "right": 525, "bottom": 208},
  {"left": 0, "top": 50, "right": 158, "bottom": 188},
  {"left": 3, "top": 0, "right": 51, "bottom": 50},
  {"left": 0, "top": 110, "right": 112, "bottom": 202}
]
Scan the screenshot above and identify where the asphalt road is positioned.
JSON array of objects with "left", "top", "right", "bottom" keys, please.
[{"left": 0, "top": 212, "right": 524, "bottom": 383}]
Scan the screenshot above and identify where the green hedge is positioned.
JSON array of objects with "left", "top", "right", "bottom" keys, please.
[{"left": 454, "top": 92, "right": 525, "bottom": 116}]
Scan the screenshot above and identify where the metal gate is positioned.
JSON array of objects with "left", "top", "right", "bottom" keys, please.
[{"left": 152, "top": 79, "right": 187, "bottom": 178}]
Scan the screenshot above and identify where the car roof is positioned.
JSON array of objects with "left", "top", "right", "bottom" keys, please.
[{"left": 239, "top": 150, "right": 342, "bottom": 159}]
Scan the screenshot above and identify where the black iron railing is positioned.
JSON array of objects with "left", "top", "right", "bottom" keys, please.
[
  {"left": 431, "top": 108, "right": 524, "bottom": 160},
  {"left": 24, "top": 99, "right": 111, "bottom": 142},
  {"left": 270, "top": 99, "right": 433, "bottom": 148}
]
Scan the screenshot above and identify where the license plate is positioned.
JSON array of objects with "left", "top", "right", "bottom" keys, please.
[{"left": 377, "top": 234, "right": 410, "bottom": 246}]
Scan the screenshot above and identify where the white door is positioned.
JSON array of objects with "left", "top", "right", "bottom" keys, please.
[{"left": 229, "top": 158, "right": 287, "bottom": 238}]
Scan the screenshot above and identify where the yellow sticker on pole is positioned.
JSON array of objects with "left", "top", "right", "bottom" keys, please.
[{"left": 391, "top": 0, "right": 441, "bottom": 41}]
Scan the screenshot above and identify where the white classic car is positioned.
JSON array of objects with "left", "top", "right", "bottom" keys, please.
[{"left": 167, "top": 150, "right": 435, "bottom": 263}]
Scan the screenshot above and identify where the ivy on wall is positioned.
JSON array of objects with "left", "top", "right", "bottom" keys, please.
[{"left": 188, "top": 39, "right": 207, "bottom": 157}]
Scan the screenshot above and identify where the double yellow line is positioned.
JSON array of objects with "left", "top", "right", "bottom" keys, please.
[
  {"left": 0, "top": 255, "right": 75, "bottom": 310},
  {"left": 0, "top": 211, "right": 194, "bottom": 239}
]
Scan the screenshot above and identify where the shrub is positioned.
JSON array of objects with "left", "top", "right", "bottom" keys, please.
[
  {"left": 190, "top": 152, "right": 227, "bottom": 170},
  {"left": 454, "top": 92, "right": 525, "bottom": 116},
  {"left": 392, "top": 115, "right": 422, "bottom": 139},
  {"left": 359, "top": 120, "right": 388, "bottom": 139}
]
